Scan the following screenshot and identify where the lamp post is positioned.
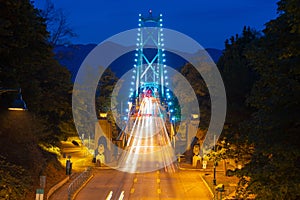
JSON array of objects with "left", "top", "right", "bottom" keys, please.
[
  {"left": 213, "top": 160, "right": 217, "bottom": 185},
  {"left": 0, "top": 88, "right": 27, "bottom": 111},
  {"left": 213, "top": 134, "right": 217, "bottom": 185},
  {"left": 171, "top": 116, "right": 175, "bottom": 149}
]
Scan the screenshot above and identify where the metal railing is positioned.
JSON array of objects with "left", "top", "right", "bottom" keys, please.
[{"left": 68, "top": 167, "right": 93, "bottom": 200}]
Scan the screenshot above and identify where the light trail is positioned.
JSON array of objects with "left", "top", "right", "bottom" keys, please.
[{"left": 118, "top": 97, "right": 176, "bottom": 173}]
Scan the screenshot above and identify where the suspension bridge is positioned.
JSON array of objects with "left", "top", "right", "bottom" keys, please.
[
  {"left": 70, "top": 11, "right": 215, "bottom": 200},
  {"left": 117, "top": 10, "right": 177, "bottom": 173}
]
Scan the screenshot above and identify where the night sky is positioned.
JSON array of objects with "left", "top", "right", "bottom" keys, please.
[{"left": 34, "top": 0, "right": 279, "bottom": 49}]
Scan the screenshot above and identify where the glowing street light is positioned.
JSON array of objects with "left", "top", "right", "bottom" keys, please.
[
  {"left": 0, "top": 88, "right": 28, "bottom": 111},
  {"left": 99, "top": 112, "right": 107, "bottom": 118}
]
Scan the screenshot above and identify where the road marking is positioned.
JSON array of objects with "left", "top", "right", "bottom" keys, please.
[
  {"left": 118, "top": 191, "right": 124, "bottom": 200},
  {"left": 157, "top": 188, "right": 161, "bottom": 194},
  {"left": 157, "top": 178, "right": 160, "bottom": 183},
  {"left": 134, "top": 178, "right": 138, "bottom": 183},
  {"left": 105, "top": 191, "right": 113, "bottom": 200},
  {"left": 156, "top": 171, "right": 160, "bottom": 174},
  {"left": 130, "top": 188, "right": 135, "bottom": 194}
]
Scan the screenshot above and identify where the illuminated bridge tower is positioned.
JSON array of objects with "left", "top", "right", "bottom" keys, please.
[{"left": 130, "top": 10, "right": 168, "bottom": 105}]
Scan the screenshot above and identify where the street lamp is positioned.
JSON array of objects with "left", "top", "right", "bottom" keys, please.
[
  {"left": 213, "top": 135, "right": 217, "bottom": 186},
  {"left": 0, "top": 88, "right": 28, "bottom": 111},
  {"left": 213, "top": 160, "right": 217, "bottom": 185},
  {"left": 191, "top": 113, "right": 199, "bottom": 120},
  {"left": 171, "top": 116, "right": 176, "bottom": 149},
  {"left": 99, "top": 112, "right": 107, "bottom": 118}
]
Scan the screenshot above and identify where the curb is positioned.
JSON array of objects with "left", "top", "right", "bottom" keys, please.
[
  {"left": 178, "top": 166, "right": 203, "bottom": 171},
  {"left": 199, "top": 174, "right": 214, "bottom": 199},
  {"left": 94, "top": 166, "right": 118, "bottom": 170},
  {"left": 46, "top": 176, "right": 70, "bottom": 200}
]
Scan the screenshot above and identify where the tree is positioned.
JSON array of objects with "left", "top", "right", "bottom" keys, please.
[
  {"left": 218, "top": 26, "right": 258, "bottom": 108},
  {"left": 237, "top": 0, "right": 300, "bottom": 199},
  {"left": 0, "top": 0, "right": 74, "bottom": 198},
  {"left": 217, "top": 27, "right": 259, "bottom": 147},
  {"left": 0, "top": 0, "right": 75, "bottom": 142},
  {"left": 39, "top": 0, "right": 76, "bottom": 46},
  {"left": 96, "top": 68, "right": 119, "bottom": 138},
  {"left": 178, "top": 63, "right": 211, "bottom": 128},
  {"left": 96, "top": 68, "right": 119, "bottom": 113}
]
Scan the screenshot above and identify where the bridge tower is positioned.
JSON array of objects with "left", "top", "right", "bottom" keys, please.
[{"left": 130, "top": 10, "right": 168, "bottom": 105}]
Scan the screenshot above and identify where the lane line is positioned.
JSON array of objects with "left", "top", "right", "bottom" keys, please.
[
  {"left": 157, "top": 188, "right": 161, "bottom": 194},
  {"left": 118, "top": 191, "right": 124, "bottom": 200},
  {"left": 105, "top": 191, "right": 113, "bottom": 200},
  {"left": 130, "top": 188, "right": 135, "bottom": 194}
]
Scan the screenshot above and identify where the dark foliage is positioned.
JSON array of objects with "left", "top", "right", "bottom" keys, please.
[
  {"left": 237, "top": 0, "right": 300, "bottom": 198},
  {"left": 0, "top": 0, "right": 75, "bottom": 198}
]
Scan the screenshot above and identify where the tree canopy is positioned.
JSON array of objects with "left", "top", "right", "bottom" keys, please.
[
  {"left": 219, "top": 0, "right": 300, "bottom": 198},
  {"left": 239, "top": 0, "right": 300, "bottom": 198},
  {"left": 0, "top": 0, "right": 74, "bottom": 198},
  {"left": 0, "top": 0, "right": 74, "bottom": 141}
]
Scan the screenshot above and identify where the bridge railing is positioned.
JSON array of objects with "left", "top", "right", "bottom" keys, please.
[{"left": 67, "top": 167, "right": 93, "bottom": 200}]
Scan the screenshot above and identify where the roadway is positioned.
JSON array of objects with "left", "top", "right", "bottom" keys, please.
[
  {"left": 76, "top": 97, "right": 211, "bottom": 199},
  {"left": 118, "top": 97, "right": 176, "bottom": 173},
  {"left": 75, "top": 168, "right": 212, "bottom": 200}
]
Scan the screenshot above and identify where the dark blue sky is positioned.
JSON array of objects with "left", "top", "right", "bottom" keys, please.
[{"left": 34, "top": 0, "right": 278, "bottom": 49}]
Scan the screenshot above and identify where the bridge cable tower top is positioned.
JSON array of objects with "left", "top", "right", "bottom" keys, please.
[{"left": 129, "top": 11, "right": 168, "bottom": 105}]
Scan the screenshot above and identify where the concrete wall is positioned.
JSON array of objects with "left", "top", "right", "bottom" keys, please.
[{"left": 95, "top": 119, "right": 112, "bottom": 151}]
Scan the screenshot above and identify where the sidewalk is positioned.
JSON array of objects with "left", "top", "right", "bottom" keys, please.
[
  {"left": 47, "top": 140, "right": 94, "bottom": 200},
  {"left": 178, "top": 161, "right": 239, "bottom": 199},
  {"left": 48, "top": 173, "right": 80, "bottom": 200},
  {"left": 202, "top": 171, "right": 239, "bottom": 200}
]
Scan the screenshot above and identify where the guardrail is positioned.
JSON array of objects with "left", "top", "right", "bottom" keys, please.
[
  {"left": 68, "top": 167, "right": 93, "bottom": 200},
  {"left": 46, "top": 176, "right": 70, "bottom": 200}
]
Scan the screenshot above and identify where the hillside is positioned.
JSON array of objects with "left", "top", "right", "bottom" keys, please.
[
  {"left": 54, "top": 44, "right": 223, "bottom": 81},
  {"left": 0, "top": 111, "right": 66, "bottom": 199}
]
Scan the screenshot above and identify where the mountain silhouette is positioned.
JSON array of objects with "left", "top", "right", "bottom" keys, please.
[{"left": 54, "top": 44, "right": 223, "bottom": 81}]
